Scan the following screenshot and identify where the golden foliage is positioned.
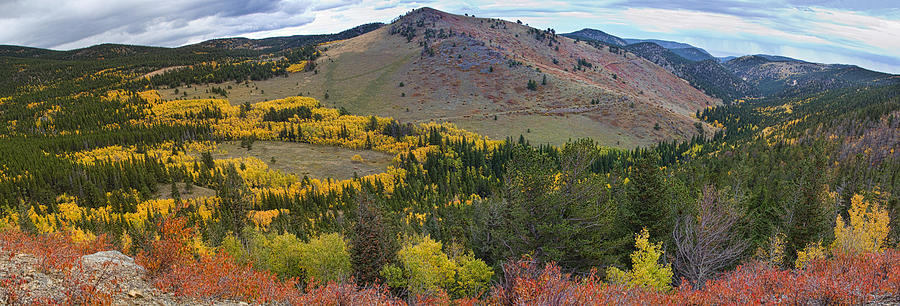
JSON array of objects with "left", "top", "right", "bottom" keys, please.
[
  {"left": 286, "top": 61, "right": 308, "bottom": 73},
  {"left": 832, "top": 194, "right": 890, "bottom": 254},
  {"left": 795, "top": 241, "right": 828, "bottom": 269},
  {"left": 755, "top": 232, "right": 787, "bottom": 266},
  {"left": 606, "top": 228, "right": 673, "bottom": 291}
]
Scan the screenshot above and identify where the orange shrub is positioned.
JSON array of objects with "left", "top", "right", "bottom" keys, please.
[
  {"left": 488, "top": 251, "right": 900, "bottom": 305},
  {"left": 0, "top": 229, "right": 110, "bottom": 270},
  {"left": 0, "top": 229, "right": 114, "bottom": 304},
  {"left": 136, "top": 216, "right": 195, "bottom": 277}
]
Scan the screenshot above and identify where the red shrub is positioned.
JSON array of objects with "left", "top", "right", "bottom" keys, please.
[
  {"left": 0, "top": 229, "right": 114, "bottom": 305},
  {"left": 295, "top": 282, "right": 404, "bottom": 305},
  {"left": 7, "top": 218, "right": 898, "bottom": 305},
  {"left": 0, "top": 229, "right": 110, "bottom": 271},
  {"left": 136, "top": 216, "right": 194, "bottom": 277},
  {"left": 489, "top": 251, "right": 900, "bottom": 305}
]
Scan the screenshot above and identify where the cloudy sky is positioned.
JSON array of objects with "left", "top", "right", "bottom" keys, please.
[{"left": 2, "top": 0, "right": 899, "bottom": 73}]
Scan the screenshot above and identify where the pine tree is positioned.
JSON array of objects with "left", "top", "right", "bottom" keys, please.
[
  {"left": 218, "top": 165, "right": 252, "bottom": 243},
  {"left": 623, "top": 152, "right": 673, "bottom": 246},
  {"left": 350, "top": 192, "right": 392, "bottom": 284}
]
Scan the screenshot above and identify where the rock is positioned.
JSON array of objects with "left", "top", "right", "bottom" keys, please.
[
  {"left": 75, "top": 250, "right": 153, "bottom": 302},
  {"left": 79, "top": 250, "right": 146, "bottom": 274}
]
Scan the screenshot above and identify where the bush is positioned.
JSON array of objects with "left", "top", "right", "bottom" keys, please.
[
  {"left": 451, "top": 254, "right": 494, "bottom": 298},
  {"left": 381, "top": 236, "right": 494, "bottom": 299},
  {"left": 222, "top": 230, "right": 350, "bottom": 284},
  {"left": 491, "top": 250, "right": 900, "bottom": 304},
  {"left": 351, "top": 154, "right": 365, "bottom": 163},
  {"left": 382, "top": 236, "right": 457, "bottom": 296},
  {"left": 299, "top": 232, "right": 352, "bottom": 284}
]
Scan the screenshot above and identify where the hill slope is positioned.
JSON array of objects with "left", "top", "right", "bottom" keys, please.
[
  {"left": 563, "top": 29, "right": 628, "bottom": 46},
  {"left": 624, "top": 39, "right": 716, "bottom": 61},
  {"left": 624, "top": 42, "right": 755, "bottom": 101},
  {"left": 723, "top": 55, "right": 899, "bottom": 97},
  {"left": 278, "top": 8, "right": 718, "bottom": 147},
  {"left": 192, "top": 23, "right": 384, "bottom": 52}
]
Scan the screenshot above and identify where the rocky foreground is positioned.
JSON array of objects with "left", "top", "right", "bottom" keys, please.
[{"left": 0, "top": 249, "right": 243, "bottom": 305}]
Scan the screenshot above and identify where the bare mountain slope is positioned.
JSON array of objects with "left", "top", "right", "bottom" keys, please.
[{"left": 306, "top": 8, "right": 718, "bottom": 146}]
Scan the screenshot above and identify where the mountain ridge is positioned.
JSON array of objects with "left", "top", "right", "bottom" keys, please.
[{"left": 259, "top": 7, "right": 720, "bottom": 146}]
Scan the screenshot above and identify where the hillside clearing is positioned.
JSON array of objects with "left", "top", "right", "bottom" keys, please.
[{"left": 214, "top": 141, "right": 395, "bottom": 180}]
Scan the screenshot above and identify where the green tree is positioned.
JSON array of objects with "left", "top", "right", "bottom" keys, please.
[
  {"left": 351, "top": 192, "right": 393, "bottom": 284},
  {"left": 782, "top": 150, "right": 835, "bottom": 265},
  {"left": 299, "top": 232, "right": 352, "bottom": 284},
  {"left": 169, "top": 178, "right": 181, "bottom": 203},
  {"left": 217, "top": 164, "right": 252, "bottom": 243},
  {"left": 622, "top": 152, "right": 673, "bottom": 246},
  {"left": 471, "top": 140, "right": 619, "bottom": 271}
]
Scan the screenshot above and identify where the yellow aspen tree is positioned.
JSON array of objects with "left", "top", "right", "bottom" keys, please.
[
  {"left": 832, "top": 194, "right": 890, "bottom": 254},
  {"left": 606, "top": 228, "right": 673, "bottom": 291}
]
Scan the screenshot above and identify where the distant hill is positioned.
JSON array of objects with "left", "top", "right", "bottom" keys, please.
[
  {"left": 624, "top": 39, "right": 716, "bottom": 61},
  {"left": 565, "top": 30, "right": 717, "bottom": 62},
  {"left": 754, "top": 54, "right": 805, "bottom": 62},
  {"left": 0, "top": 23, "right": 384, "bottom": 61},
  {"left": 668, "top": 47, "right": 717, "bottom": 62},
  {"left": 719, "top": 54, "right": 803, "bottom": 63},
  {"left": 625, "top": 42, "right": 754, "bottom": 101},
  {"left": 192, "top": 23, "right": 384, "bottom": 52},
  {"left": 723, "top": 55, "right": 898, "bottom": 97},
  {"left": 0, "top": 45, "right": 63, "bottom": 58},
  {"left": 563, "top": 29, "right": 628, "bottom": 46},
  {"left": 718, "top": 56, "right": 738, "bottom": 62},
  {"left": 624, "top": 38, "right": 695, "bottom": 49},
  {"left": 0, "top": 43, "right": 169, "bottom": 60}
]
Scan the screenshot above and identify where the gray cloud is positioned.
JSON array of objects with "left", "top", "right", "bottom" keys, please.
[
  {"left": 0, "top": 0, "right": 326, "bottom": 49},
  {"left": 312, "top": 0, "right": 363, "bottom": 11},
  {"left": 0, "top": 0, "right": 896, "bottom": 74}
]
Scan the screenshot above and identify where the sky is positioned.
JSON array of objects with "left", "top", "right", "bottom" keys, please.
[{"left": 1, "top": 0, "right": 899, "bottom": 73}]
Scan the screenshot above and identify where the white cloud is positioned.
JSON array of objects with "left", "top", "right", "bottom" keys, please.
[{"left": 0, "top": 0, "right": 896, "bottom": 73}]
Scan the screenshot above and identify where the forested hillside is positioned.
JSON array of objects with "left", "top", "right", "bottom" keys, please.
[
  {"left": 624, "top": 42, "right": 755, "bottom": 101},
  {"left": 723, "top": 55, "right": 899, "bottom": 98},
  {"left": 0, "top": 7, "right": 899, "bottom": 305}
]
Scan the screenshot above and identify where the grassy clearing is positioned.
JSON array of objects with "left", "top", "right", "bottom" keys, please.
[
  {"left": 155, "top": 182, "right": 216, "bottom": 200},
  {"left": 452, "top": 113, "right": 648, "bottom": 147},
  {"left": 214, "top": 141, "right": 395, "bottom": 180}
]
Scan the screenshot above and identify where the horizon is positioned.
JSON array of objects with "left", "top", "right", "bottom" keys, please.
[{"left": 1, "top": 1, "right": 898, "bottom": 74}]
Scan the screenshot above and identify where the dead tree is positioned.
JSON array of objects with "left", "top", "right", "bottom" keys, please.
[{"left": 673, "top": 185, "right": 748, "bottom": 287}]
